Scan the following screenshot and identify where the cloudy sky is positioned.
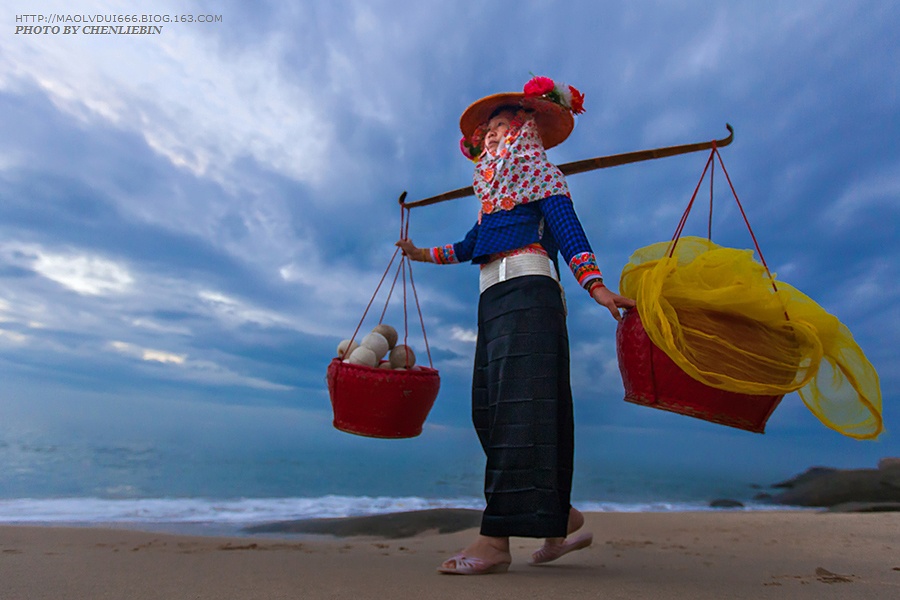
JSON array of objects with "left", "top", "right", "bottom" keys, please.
[{"left": 1, "top": 0, "right": 898, "bottom": 496}]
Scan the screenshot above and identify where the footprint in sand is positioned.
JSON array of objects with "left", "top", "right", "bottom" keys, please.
[
  {"left": 815, "top": 567, "right": 855, "bottom": 584},
  {"left": 218, "top": 543, "right": 259, "bottom": 551}
]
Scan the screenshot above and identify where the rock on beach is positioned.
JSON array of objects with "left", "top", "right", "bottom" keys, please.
[{"left": 769, "top": 457, "right": 900, "bottom": 509}]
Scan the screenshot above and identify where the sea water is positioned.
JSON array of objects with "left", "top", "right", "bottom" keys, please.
[{"left": 0, "top": 427, "right": 801, "bottom": 536}]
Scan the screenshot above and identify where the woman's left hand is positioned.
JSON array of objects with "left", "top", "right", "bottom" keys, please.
[{"left": 590, "top": 285, "right": 635, "bottom": 322}]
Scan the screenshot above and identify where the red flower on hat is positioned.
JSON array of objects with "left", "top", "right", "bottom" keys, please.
[
  {"left": 524, "top": 76, "right": 555, "bottom": 97},
  {"left": 460, "top": 136, "right": 483, "bottom": 161},
  {"left": 460, "top": 136, "right": 475, "bottom": 159},
  {"left": 521, "top": 74, "right": 586, "bottom": 117},
  {"left": 568, "top": 85, "right": 585, "bottom": 114}
]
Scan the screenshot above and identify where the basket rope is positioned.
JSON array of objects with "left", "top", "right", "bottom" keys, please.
[
  {"left": 669, "top": 143, "right": 778, "bottom": 294},
  {"left": 342, "top": 204, "right": 434, "bottom": 369}
]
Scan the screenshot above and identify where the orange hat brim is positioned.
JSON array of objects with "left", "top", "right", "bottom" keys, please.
[{"left": 459, "top": 93, "right": 574, "bottom": 151}]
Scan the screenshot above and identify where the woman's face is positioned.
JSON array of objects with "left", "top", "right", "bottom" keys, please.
[{"left": 484, "top": 111, "right": 514, "bottom": 155}]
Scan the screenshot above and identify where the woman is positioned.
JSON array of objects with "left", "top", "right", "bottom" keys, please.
[{"left": 397, "top": 76, "right": 634, "bottom": 575}]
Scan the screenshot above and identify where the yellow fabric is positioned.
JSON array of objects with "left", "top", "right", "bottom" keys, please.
[{"left": 619, "top": 236, "right": 882, "bottom": 439}]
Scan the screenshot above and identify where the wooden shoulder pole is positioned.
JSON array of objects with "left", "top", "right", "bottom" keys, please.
[{"left": 401, "top": 124, "right": 734, "bottom": 210}]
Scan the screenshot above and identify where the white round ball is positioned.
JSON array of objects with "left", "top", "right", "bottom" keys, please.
[
  {"left": 337, "top": 339, "right": 359, "bottom": 359},
  {"left": 360, "top": 332, "right": 389, "bottom": 360},
  {"left": 389, "top": 344, "right": 416, "bottom": 369},
  {"left": 372, "top": 324, "right": 399, "bottom": 349},
  {"left": 378, "top": 360, "right": 393, "bottom": 370},
  {"left": 347, "top": 346, "right": 378, "bottom": 368}
]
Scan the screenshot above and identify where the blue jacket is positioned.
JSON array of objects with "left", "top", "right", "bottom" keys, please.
[{"left": 431, "top": 194, "right": 602, "bottom": 287}]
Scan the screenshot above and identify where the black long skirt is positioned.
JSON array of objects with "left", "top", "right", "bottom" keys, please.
[{"left": 472, "top": 275, "right": 573, "bottom": 538}]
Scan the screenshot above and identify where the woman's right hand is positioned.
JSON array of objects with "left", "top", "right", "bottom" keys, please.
[
  {"left": 396, "top": 238, "right": 416, "bottom": 255},
  {"left": 396, "top": 238, "right": 426, "bottom": 261}
]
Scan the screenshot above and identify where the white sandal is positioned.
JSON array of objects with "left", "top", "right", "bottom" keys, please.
[
  {"left": 529, "top": 532, "right": 593, "bottom": 565},
  {"left": 438, "top": 553, "right": 511, "bottom": 575}
]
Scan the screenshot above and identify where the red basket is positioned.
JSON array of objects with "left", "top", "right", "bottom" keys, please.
[
  {"left": 616, "top": 309, "right": 783, "bottom": 433},
  {"left": 327, "top": 358, "right": 440, "bottom": 438},
  {"left": 327, "top": 204, "right": 442, "bottom": 438}
]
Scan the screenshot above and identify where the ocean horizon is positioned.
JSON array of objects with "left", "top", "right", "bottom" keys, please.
[{"left": 0, "top": 425, "right": 820, "bottom": 537}]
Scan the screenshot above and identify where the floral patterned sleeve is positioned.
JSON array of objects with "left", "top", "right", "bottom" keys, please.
[
  {"left": 540, "top": 195, "right": 603, "bottom": 288},
  {"left": 427, "top": 222, "right": 479, "bottom": 264}
]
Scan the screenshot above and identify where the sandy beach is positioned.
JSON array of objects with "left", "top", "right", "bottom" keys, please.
[{"left": 2, "top": 511, "right": 898, "bottom": 599}]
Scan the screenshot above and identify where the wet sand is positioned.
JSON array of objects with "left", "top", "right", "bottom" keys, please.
[{"left": 1, "top": 511, "right": 898, "bottom": 599}]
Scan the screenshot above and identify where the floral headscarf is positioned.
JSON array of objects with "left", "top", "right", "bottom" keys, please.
[{"left": 473, "top": 114, "right": 570, "bottom": 222}]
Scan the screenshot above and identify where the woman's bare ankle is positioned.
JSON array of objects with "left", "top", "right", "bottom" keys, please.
[
  {"left": 544, "top": 536, "right": 565, "bottom": 545},
  {"left": 542, "top": 508, "right": 585, "bottom": 545},
  {"left": 567, "top": 507, "right": 585, "bottom": 535},
  {"left": 457, "top": 535, "right": 510, "bottom": 559}
]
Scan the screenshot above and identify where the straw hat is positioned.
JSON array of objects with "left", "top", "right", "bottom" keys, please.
[{"left": 459, "top": 75, "right": 585, "bottom": 158}]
